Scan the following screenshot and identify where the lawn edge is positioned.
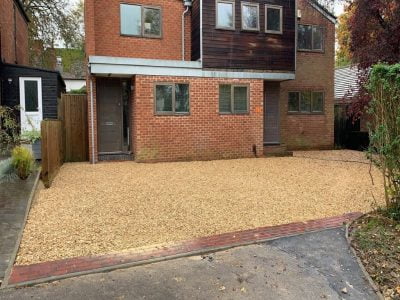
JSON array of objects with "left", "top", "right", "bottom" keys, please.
[
  {"left": 345, "top": 217, "right": 385, "bottom": 300},
  {"left": 1, "top": 171, "right": 41, "bottom": 289},
  {"left": 4, "top": 212, "right": 361, "bottom": 289}
]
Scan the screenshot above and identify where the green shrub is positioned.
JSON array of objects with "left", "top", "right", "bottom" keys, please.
[
  {"left": 21, "top": 130, "right": 41, "bottom": 143},
  {"left": 11, "top": 147, "right": 34, "bottom": 180},
  {"left": 0, "top": 105, "right": 20, "bottom": 155},
  {"left": 0, "top": 158, "right": 17, "bottom": 183},
  {"left": 367, "top": 63, "right": 400, "bottom": 219}
]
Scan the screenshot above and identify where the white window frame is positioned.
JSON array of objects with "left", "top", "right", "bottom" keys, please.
[
  {"left": 19, "top": 77, "right": 43, "bottom": 132},
  {"left": 216, "top": 0, "right": 236, "bottom": 30},
  {"left": 241, "top": 2, "right": 260, "bottom": 32},
  {"left": 265, "top": 4, "right": 283, "bottom": 34}
]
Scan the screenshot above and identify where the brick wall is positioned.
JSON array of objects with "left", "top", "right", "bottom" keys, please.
[
  {"left": 133, "top": 76, "right": 264, "bottom": 162},
  {"left": 85, "top": 0, "right": 191, "bottom": 61},
  {"left": 280, "top": 0, "right": 335, "bottom": 150},
  {"left": 0, "top": 0, "right": 28, "bottom": 65}
]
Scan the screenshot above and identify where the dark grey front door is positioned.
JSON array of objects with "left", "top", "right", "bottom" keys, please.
[
  {"left": 264, "top": 82, "right": 281, "bottom": 145},
  {"left": 97, "top": 78, "right": 123, "bottom": 153}
]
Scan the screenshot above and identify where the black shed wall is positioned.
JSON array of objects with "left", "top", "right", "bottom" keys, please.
[{"left": 0, "top": 63, "right": 65, "bottom": 120}]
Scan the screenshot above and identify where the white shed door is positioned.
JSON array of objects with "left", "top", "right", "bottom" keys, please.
[{"left": 19, "top": 77, "right": 43, "bottom": 133}]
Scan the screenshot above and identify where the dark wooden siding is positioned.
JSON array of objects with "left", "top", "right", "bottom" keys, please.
[
  {"left": 198, "top": 0, "right": 296, "bottom": 71},
  {"left": 0, "top": 64, "right": 66, "bottom": 120},
  {"left": 191, "top": 0, "right": 201, "bottom": 61}
]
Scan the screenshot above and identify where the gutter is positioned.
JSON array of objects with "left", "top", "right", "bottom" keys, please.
[{"left": 90, "top": 78, "right": 95, "bottom": 164}]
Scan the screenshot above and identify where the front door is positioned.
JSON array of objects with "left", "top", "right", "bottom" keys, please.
[
  {"left": 264, "top": 82, "right": 281, "bottom": 145},
  {"left": 97, "top": 78, "right": 123, "bottom": 153}
]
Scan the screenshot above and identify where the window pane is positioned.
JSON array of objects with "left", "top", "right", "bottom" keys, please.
[
  {"left": 242, "top": 4, "right": 258, "bottom": 30},
  {"left": 288, "top": 92, "right": 299, "bottom": 112},
  {"left": 267, "top": 7, "right": 281, "bottom": 32},
  {"left": 175, "top": 84, "right": 189, "bottom": 113},
  {"left": 300, "top": 92, "right": 311, "bottom": 112},
  {"left": 233, "top": 86, "right": 248, "bottom": 112},
  {"left": 120, "top": 4, "right": 141, "bottom": 35},
  {"left": 143, "top": 7, "right": 161, "bottom": 36},
  {"left": 24, "top": 81, "right": 38, "bottom": 112},
  {"left": 298, "top": 25, "right": 312, "bottom": 50},
  {"left": 156, "top": 85, "right": 173, "bottom": 112},
  {"left": 312, "top": 26, "right": 323, "bottom": 50},
  {"left": 217, "top": 2, "right": 234, "bottom": 28},
  {"left": 312, "top": 92, "right": 324, "bottom": 112},
  {"left": 219, "top": 85, "right": 231, "bottom": 113}
]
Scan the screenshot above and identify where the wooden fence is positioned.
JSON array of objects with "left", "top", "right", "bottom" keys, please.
[
  {"left": 41, "top": 94, "right": 88, "bottom": 187},
  {"left": 58, "top": 94, "right": 88, "bottom": 162},
  {"left": 41, "top": 120, "right": 63, "bottom": 188}
]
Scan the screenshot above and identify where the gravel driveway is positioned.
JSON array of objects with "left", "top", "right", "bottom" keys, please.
[{"left": 16, "top": 151, "right": 385, "bottom": 265}]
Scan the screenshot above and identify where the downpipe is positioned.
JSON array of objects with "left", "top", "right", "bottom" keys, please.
[{"left": 182, "top": 5, "right": 190, "bottom": 60}]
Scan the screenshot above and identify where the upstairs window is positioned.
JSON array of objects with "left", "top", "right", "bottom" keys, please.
[
  {"left": 219, "top": 84, "right": 249, "bottom": 114},
  {"left": 288, "top": 91, "right": 324, "bottom": 113},
  {"left": 241, "top": 2, "right": 259, "bottom": 31},
  {"left": 155, "top": 83, "right": 190, "bottom": 115},
  {"left": 120, "top": 4, "right": 161, "bottom": 38},
  {"left": 216, "top": 0, "right": 235, "bottom": 30},
  {"left": 265, "top": 5, "right": 282, "bottom": 34},
  {"left": 298, "top": 24, "right": 324, "bottom": 51}
]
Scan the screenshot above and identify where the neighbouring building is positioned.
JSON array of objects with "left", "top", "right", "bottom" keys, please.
[
  {"left": 334, "top": 65, "right": 369, "bottom": 149},
  {"left": 85, "top": 0, "right": 336, "bottom": 163},
  {"left": 0, "top": 0, "right": 65, "bottom": 133}
]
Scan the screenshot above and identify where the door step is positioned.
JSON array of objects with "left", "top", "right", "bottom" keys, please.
[
  {"left": 98, "top": 153, "right": 133, "bottom": 162},
  {"left": 263, "top": 144, "right": 293, "bottom": 157}
]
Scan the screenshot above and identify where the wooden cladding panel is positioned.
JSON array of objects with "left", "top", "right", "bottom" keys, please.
[{"left": 200, "top": 0, "right": 296, "bottom": 71}]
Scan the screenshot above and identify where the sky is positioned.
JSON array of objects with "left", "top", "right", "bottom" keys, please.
[{"left": 334, "top": 2, "right": 345, "bottom": 16}]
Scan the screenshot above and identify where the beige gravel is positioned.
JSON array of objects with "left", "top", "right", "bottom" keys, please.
[{"left": 16, "top": 150, "right": 385, "bottom": 265}]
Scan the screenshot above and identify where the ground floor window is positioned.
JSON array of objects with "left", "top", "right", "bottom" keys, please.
[
  {"left": 219, "top": 84, "right": 249, "bottom": 114},
  {"left": 155, "top": 83, "right": 189, "bottom": 115},
  {"left": 288, "top": 91, "right": 324, "bottom": 114}
]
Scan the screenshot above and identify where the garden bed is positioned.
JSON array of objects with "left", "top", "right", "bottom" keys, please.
[{"left": 350, "top": 214, "right": 400, "bottom": 299}]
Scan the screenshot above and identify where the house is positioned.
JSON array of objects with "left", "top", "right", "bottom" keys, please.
[
  {"left": 85, "top": 0, "right": 335, "bottom": 163},
  {"left": 0, "top": 0, "right": 65, "bottom": 133},
  {"left": 334, "top": 65, "right": 369, "bottom": 149}
]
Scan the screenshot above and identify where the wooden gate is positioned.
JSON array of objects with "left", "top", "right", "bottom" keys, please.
[{"left": 58, "top": 94, "right": 88, "bottom": 162}]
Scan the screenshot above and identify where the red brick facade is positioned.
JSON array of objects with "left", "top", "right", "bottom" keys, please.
[
  {"left": 86, "top": 0, "right": 335, "bottom": 162},
  {"left": 133, "top": 76, "right": 264, "bottom": 162},
  {"left": 280, "top": 0, "right": 335, "bottom": 150},
  {"left": 85, "top": 0, "right": 191, "bottom": 60},
  {"left": 0, "top": 0, "right": 29, "bottom": 65}
]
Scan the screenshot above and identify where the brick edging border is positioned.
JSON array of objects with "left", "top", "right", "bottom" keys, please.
[{"left": 5, "top": 212, "right": 362, "bottom": 288}]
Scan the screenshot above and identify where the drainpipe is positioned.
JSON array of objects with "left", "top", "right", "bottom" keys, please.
[
  {"left": 182, "top": 1, "right": 192, "bottom": 60},
  {"left": 90, "top": 77, "right": 95, "bottom": 164}
]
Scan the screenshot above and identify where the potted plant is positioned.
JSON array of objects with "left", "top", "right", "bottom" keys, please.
[{"left": 21, "top": 129, "right": 41, "bottom": 160}]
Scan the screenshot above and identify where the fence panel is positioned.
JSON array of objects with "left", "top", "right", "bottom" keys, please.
[
  {"left": 41, "top": 120, "right": 63, "bottom": 188},
  {"left": 60, "top": 94, "right": 88, "bottom": 162}
]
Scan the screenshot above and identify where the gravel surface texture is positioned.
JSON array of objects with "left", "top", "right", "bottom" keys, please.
[{"left": 16, "top": 151, "right": 385, "bottom": 265}]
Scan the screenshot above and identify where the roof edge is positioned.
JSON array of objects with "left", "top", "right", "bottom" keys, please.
[
  {"left": 14, "top": 0, "right": 30, "bottom": 23},
  {"left": 308, "top": 0, "right": 337, "bottom": 24}
]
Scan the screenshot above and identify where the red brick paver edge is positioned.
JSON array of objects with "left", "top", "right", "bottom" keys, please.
[{"left": 8, "top": 212, "right": 362, "bottom": 286}]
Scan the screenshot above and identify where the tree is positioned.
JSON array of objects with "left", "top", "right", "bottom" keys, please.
[
  {"left": 22, "top": 0, "right": 84, "bottom": 67},
  {"left": 367, "top": 64, "right": 400, "bottom": 220},
  {"left": 336, "top": 5, "right": 352, "bottom": 67}
]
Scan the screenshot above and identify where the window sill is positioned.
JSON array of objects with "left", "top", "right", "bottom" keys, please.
[
  {"left": 287, "top": 112, "right": 325, "bottom": 115},
  {"left": 215, "top": 27, "right": 236, "bottom": 31},
  {"left": 241, "top": 28, "right": 260, "bottom": 33},
  {"left": 155, "top": 113, "right": 190, "bottom": 116},
  {"left": 120, "top": 34, "right": 162, "bottom": 40},
  {"left": 265, "top": 30, "right": 283, "bottom": 35},
  {"left": 219, "top": 112, "right": 250, "bottom": 115},
  {"left": 297, "top": 49, "right": 325, "bottom": 54}
]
